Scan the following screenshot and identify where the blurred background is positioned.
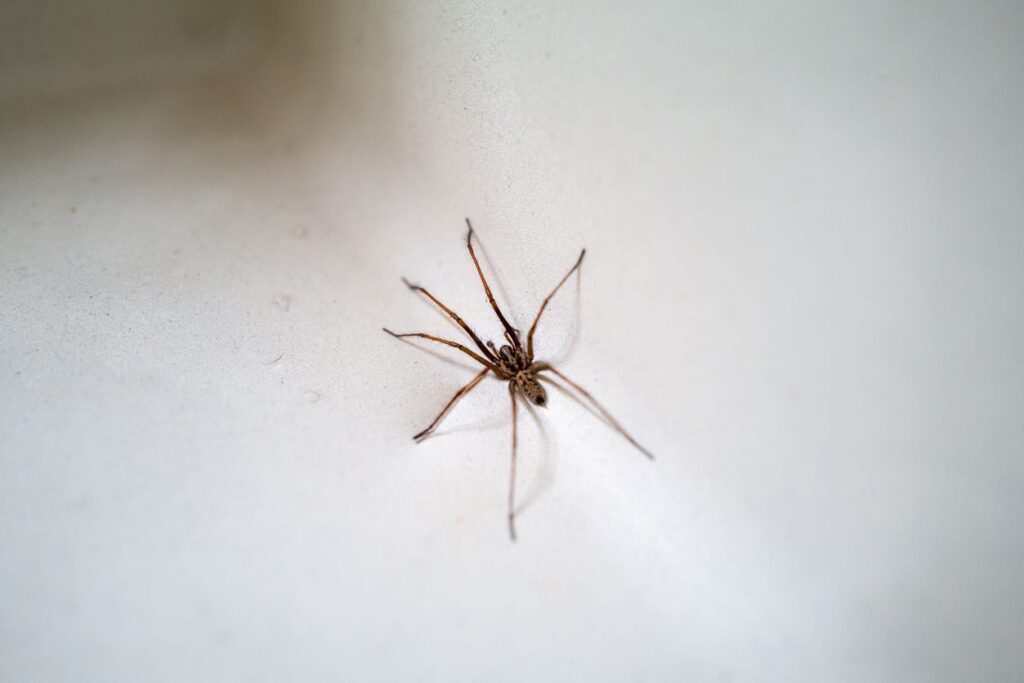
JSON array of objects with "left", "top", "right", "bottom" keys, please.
[{"left": 1, "top": 1, "right": 1022, "bottom": 681}]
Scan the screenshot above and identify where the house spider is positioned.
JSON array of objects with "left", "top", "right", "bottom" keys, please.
[{"left": 384, "top": 219, "right": 653, "bottom": 541}]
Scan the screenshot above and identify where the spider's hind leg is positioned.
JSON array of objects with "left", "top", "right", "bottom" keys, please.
[{"left": 535, "top": 364, "right": 654, "bottom": 460}]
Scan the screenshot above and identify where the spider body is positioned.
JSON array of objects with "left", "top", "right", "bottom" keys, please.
[
  {"left": 483, "top": 340, "right": 547, "bottom": 406},
  {"left": 384, "top": 219, "right": 652, "bottom": 540}
]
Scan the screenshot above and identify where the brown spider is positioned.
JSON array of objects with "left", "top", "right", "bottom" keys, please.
[{"left": 384, "top": 218, "right": 653, "bottom": 541}]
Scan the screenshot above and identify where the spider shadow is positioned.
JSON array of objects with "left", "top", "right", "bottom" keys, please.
[
  {"left": 515, "top": 398, "right": 555, "bottom": 519},
  {"left": 544, "top": 267, "right": 584, "bottom": 365},
  {"left": 476, "top": 229, "right": 586, "bottom": 363},
  {"left": 387, "top": 335, "right": 481, "bottom": 374},
  {"left": 417, "top": 388, "right": 556, "bottom": 521},
  {"left": 537, "top": 374, "right": 630, "bottom": 450},
  {"left": 415, "top": 410, "right": 509, "bottom": 441}
]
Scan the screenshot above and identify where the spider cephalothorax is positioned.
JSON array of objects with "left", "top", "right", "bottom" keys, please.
[
  {"left": 489, "top": 341, "right": 529, "bottom": 375},
  {"left": 385, "top": 218, "right": 653, "bottom": 540}
]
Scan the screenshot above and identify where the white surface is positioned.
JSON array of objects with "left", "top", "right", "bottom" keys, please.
[{"left": 2, "top": 2, "right": 1023, "bottom": 681}]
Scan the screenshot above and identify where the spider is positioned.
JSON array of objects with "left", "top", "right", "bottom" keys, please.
[{"left": 384, "top": 218, "right": 653, "bottom": 541}]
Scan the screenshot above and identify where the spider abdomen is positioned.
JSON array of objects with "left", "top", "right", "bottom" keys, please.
[{"left": 515, "top": 372, "right": 548, "bottom": 407}]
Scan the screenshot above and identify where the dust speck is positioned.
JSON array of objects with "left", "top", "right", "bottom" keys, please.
[{"left": 273, "top": 294, "right": 292, "bottom": 311}]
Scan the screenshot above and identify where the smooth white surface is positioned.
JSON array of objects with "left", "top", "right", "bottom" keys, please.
[{"left": 2, "top": 2, "right": 1023, "bottom": 681}]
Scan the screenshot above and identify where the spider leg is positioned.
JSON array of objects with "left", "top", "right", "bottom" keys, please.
[
  {"left": 465, "top": 218, "right": 522, "bottom": 349},
  {"left": 535, "top": 364, "right": 654, "bottom": 460},
  {"left": 527, "top": 249, "right": 585, "bottom": 361},
  {"left": 508, "top": 381, "right": 519, "bottom": 542},
  {"left": 413, "top": 367, "right": 490, "bottom": 441},
  {"left": 383, "top": 328, "right": 498, "bottom": 371},
  {"left": 401, "top": 278, "right": 497, "bottom": 363}
]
